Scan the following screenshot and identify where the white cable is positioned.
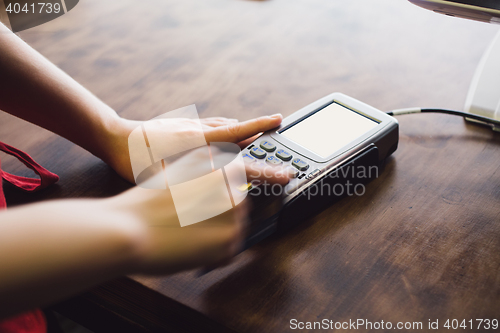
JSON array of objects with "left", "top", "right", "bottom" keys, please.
[{"left": 390, "top": 108, "right": 422, "bottom": 115}]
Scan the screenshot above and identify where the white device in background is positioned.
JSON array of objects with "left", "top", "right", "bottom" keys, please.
[
  {"left": 408, "top": 0, "right": 500, "bottom": 24},
  {"left": 464, "top": 30, "right": 500, "bottom": 121},
  {"left": 405, "top": 0, "right": 500, "bottom": 128}
]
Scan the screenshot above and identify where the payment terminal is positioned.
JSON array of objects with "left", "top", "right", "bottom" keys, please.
[{"left": 242, "top": 93, "right": 399, "bottom": 250}]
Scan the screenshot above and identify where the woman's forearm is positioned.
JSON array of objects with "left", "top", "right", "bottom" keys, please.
[
  {"left": 0, "top": 199, "right": 144, "bottom": 319},
  {"left": 0, "top": 22, "right": 123, "bottom": 162}
]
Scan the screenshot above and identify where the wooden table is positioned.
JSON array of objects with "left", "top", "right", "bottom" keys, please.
[{"left": 1, "top": 0, "right": 500, "bottom": 331}]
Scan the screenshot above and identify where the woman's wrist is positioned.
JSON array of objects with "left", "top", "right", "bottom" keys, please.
[
  {"left": 99, "top": 116, "right": 141, "bottom": 183},
  {"left": 96, "top": 196, "right": 151, "bottom": 275}
]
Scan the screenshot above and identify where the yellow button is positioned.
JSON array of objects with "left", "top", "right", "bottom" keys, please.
[{"left": 238, "top": 183, "right": 252, "bottom": 192}]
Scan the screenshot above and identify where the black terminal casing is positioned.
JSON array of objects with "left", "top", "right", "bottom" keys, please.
[{"left": 242, "top": 93, "right": 399, "bottom": 251}]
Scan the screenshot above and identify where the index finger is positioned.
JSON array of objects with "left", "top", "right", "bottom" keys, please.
[{"left": 204, "top": 114, "right": 283, "bottom": 143}]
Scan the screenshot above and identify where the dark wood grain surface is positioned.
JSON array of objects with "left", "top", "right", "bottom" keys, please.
[{"left": 1, "top": 0, "right": 500, "bottom": 332}]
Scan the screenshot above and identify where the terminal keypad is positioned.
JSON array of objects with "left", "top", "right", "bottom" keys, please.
[{"left": 248, "top": 139, "right": 312, "bottom": 177}]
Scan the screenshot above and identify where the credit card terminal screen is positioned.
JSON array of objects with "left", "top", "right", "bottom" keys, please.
[{"left": 280, "top": 102, "right": 379, "bottom": 158}]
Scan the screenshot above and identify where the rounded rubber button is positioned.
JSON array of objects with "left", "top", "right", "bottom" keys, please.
[
  {"left": 266, "top": 155, "right": 283, "bottom": 166},
  {"left": 276, "top": 149, "right": 293, "bottom": 161},
  {"left": 292, "top": 158, "right": 309, "bottom": 171},
  {"left": 250, "top": 147, "right": 267, "bottom": 159},
  {"left": 260, "top": 140, "right": 276, "bottom": 152},
  {"left": 242, "top": 153, "right": 256, "bottom": 164}
]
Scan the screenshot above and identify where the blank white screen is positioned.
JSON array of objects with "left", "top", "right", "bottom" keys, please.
[{"left": 280, "top": 103, "right": 378, "bottom": 158}]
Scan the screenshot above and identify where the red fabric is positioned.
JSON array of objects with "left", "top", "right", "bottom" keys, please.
[
  {"left": 0, "top": 311, "right": 47, "bottom": 333},
  {"left": 0, "top": 142, "right": 59, "bottom": 193},
  {"left": 0, "top": 157, "right": 6, "bottom": 210},
  {"left": 0, "top": 141, "right": 60, "bottom": 333}
]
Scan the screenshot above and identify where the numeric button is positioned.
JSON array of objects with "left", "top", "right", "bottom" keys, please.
[
  {"left": 260, "top": 140, "right": 276, "bottom": 152},
  {"left": 266, "top": 155, "right": 283, "bottom": 166},
  {"left": 276, "top": 149, "right": 292, "bottom": 161},
  {"left": 242, "top": 153, "right": 256, "bottom": 164},
  {"left": 292, "top": 158, "right": 309, "bottom": 171},
  {"left": 250, "top": 147, "right": 267, "bottom": 159}
]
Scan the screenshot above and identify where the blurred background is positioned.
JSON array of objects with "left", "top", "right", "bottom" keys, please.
[{"left": 1, "top": 0, "right": 497, "bottom": 121}]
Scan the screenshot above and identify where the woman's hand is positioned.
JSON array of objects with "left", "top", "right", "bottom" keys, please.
[
  {"left": 104, "top": 114, "right": 284, "bottom": 184},
  {"left": 101, "top": 113, "right": 290, "bottom": 273},
  {"left": 107, "top": 179, "right": 247, "bottom": 275}
]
